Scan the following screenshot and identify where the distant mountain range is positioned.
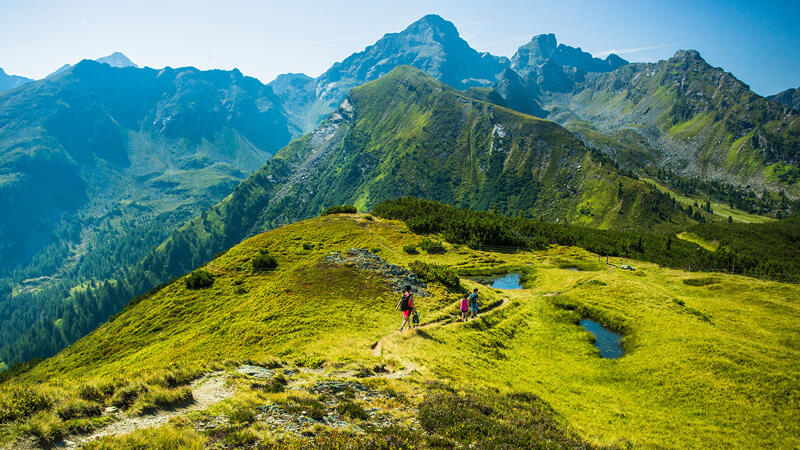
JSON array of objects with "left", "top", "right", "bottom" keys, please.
[
  {"left": 0, "top": 67, "right": 33, "bottom": 92},
  {"left": 769, "top": 87, "right": 800, "bottom": 111},
  {"left": 0, "top": 52, "right": 139, "bottom": 93}
]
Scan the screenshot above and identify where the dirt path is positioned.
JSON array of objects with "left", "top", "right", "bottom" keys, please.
[
  {"left": 65, "top": 371, "right": 232, "bottom": 448},
  {"left": 371, "top": 296, "right": 510, "bottom": 380}
]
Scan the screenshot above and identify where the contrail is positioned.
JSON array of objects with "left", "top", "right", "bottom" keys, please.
[{"left": 594, "top": 43, "right": 678, "bottom": 57}]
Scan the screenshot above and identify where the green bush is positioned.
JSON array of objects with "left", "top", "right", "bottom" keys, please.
[
  {"left": 285, "top": 396, "right": 326, "bottom": 421},
  {"left": 0, "top": 388, "right": 52, "bottom": 422},
  {"left": 323, "top": 205, "right": 357, "bottom": 215},
  {"left": 229, "top": 406, "right": 255, "bottom": 425},
  {"left": 419, "top": 237, "right": 446, "bottom": 254},
  {"left": 403, "top": 244, "right": 419, "bottom": 254},
  {"left": 252, "top": 253, "right": 278, "bottom": 270},
  {"left": 185, "top": 269, "right": 214, "bottom": 289},
  {"left": 128, "top": 387, "right": 193, "bottom": 416},
  {"left": 110, "top": 384, "right": 148, "bottom": 409},
  {"left": 336, "top": 400, "right": 369, "bottom": 420},
  {"left": 302, "top": 242, "right": 313, "bottom": 250},
  {"left": 417, "top": 389, "right": 589, "bottom": 448},
  {"left": 409, "top": 260, "right": 461, "bottom": 290},
  {"left": 251, "top": 374, "right": 287, "bottom": 393},
  {"left": 56, "top": 400, "right": 101, "bottom": 420},
  {"left": 78, "top": 385, "right": 105, "bottom": 403}
]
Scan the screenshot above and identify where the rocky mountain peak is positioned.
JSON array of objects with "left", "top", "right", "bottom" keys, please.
[
  {"left": 512, "top": 34, "right": 627, "bottom": 75},
  {"left": 95, "top": 51, "right": 138, "bottom": 68},
  {"left": 670, "top": 49, "right": 705, "bottom": 63}
]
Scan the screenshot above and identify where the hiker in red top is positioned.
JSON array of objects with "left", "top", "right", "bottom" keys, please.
[{"left": 394, "top": 285, "right": 415, "bottom": 332}]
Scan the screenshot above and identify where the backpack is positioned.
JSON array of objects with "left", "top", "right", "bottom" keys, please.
[
  {"left": 412, "top": 311, "right": 420, "bottom": 324},
  {"left": 400, "top": 294, "right": 411, "bottom": 311}
]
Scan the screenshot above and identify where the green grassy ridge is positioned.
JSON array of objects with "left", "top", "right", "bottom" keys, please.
[{"left": 1, "top": 213, "right": 798, "bottom": 448}]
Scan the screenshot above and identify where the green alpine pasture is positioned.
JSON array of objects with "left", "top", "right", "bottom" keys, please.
[{"left": 1, "top": 212, "right": 798, "bottom": 448}]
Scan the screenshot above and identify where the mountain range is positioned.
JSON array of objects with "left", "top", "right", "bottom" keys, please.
[
  {"left": 769, "top": 87, "right": 800, "bottom": 111},
  {"left": 0, "top": 67, "right": 32, "bottom": 92},
  {"left": 1, "top": 14, "right": 798, "bottom": 371}
]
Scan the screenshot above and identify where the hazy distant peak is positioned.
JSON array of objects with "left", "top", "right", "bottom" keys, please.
[
  {"left": 95, "top": 52, "right": 138, "bottom": 68},
  {"left": 0, "top": 67, "right": 34, "bottom": 91}
]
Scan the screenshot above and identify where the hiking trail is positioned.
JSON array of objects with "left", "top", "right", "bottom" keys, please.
[{"left": 65, "top": 371, "right": 232, "bottom": 448}]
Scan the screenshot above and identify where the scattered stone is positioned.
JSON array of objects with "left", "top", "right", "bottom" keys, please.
[
  {"left": 619, "top": 264, "right": 635, "bottom": 271},
  {"left": 326, "top": 248, "right": 429, "bottom": 296},
  {"left": 236, "top": 365, "right": 274, "bottom": 378}
]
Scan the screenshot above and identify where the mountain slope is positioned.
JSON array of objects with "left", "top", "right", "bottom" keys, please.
[
  {"left": 139, "top": 66, "right": 689, "bottom": 282},
  {"left": 769, "top": 87, "right": 800, "bottom": 111},
  {"left": 270, "top": 14, "right": 510, "bottom": 132},
  {"left": 0, "top": 60, "right": 296, "bottom": 367},
  {"left": 533, "top": 50, "right": 800, "bottom": 192},
  {"left": 3, "top": 212, "right": 798, "bottom": 448},
  {"left": 0, "top": 67, "right": 32, "bottom": 92}
]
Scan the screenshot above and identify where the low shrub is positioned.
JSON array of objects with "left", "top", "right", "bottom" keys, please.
[
  {"left": 683, "top": 277, "right": 719, "bottom": 286},
  {"left": 185, "top": 269, "right": 214, "bottom": 289},
  {"left": 0, "top": 387, "right": 52, "bottom": 422},
  {"left": 419, "top": 237, "right": 446, "bottom": 254},
  {"left": 229, "top": 406, "right": 255, "bottom": 425},
  {"left": 403, "top": 244, "right": 419, "bottom": 254},
  {"left": 417, "top": 389, "right": 589, "bottom": 448},
  {"left": 56, "top": 400, "right": 101, "bottom": 420},
  {"left": 222, "top": 428, "right": 259, "bottom": 447},
  {"left": 148, "top": 368, "right": 199, "bottom": 388},
  {"left": 323, "top": 205, "right": 357, "bottom": 215},
  {"left": 252, "top": 253, "right": 278, "bottom": 270},
  {"left": 335, "top": 400, "right": 369, "bottom": 420},
  {"left": 363, "top": 215, "right": 374, "bottom": 221},
  {"left": 110, "top": 384, "right": 148, "bottom": 410},
  {"left": 302, "top": 242, "right": 313, "bottom": 250},
  {"left": 408, "top": 260, "right": 461, "bottom": 290},
  {"left": 20, "top": 411, "right": 64, "bottom": 446},
  {"left": 285, "top": 396, "right": 326, "bottom": 421},
  {"left": 251, "top": 374, "right": 287, "bottom": 393},
  {"left": 128, "top": 387, "right": 193, "bottom": 416},
  {"left": 77, "top": 385, "right": 104, "bottom": 403},
  {"left": 63, "top": 416, "right": 113, "bottom": 435}
]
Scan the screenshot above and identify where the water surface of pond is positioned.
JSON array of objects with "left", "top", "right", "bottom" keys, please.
[
  {"left": 468, "top": 273, "right": 524, "bottom": 289},
  {"left": 579, "top": 319, "right": 624, "bottom": 359}
]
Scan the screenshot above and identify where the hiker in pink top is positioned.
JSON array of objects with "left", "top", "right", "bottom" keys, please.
[{"left": 459, "top": 293, "right": 469, "bottom": 322}]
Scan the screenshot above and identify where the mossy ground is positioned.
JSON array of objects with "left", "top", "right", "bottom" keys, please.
[{"left": 2, "top": 214, "right": 798, "bottom": 448}]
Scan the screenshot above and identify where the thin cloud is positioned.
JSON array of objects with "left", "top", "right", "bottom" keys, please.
[{"left": 594, "top": 44, "right": 678, "bottom": 57}]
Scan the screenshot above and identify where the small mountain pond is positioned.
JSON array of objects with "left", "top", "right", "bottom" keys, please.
[
  {"left": 579, "top": 319, "right": 624, "bottom": 359},
  {"left": 468, "top": 273, "right": 524, "bottom": 289},
  {"left": 469, "top": 272, "right": 624, "bottom": 358}
]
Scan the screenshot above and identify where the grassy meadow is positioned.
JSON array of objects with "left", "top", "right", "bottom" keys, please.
[{"left": 1, "top": 214, "right": 798, "bottom": 448}]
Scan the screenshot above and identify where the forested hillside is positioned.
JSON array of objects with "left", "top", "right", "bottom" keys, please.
[{"left": 0, "top": 60, "right": 296, "bottom": 368}]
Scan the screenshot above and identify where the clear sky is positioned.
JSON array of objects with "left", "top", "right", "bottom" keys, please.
[{"left": 1, "top": 0, "right": 798, "bottom": 95}]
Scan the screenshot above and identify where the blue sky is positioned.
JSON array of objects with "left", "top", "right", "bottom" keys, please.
[{"left": 1, "top": 0, "right": 798, "bottom": 95}]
